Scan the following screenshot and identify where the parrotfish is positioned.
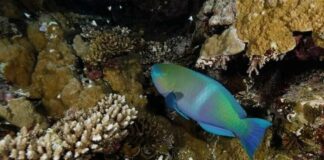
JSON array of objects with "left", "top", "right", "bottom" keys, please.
[{"left": 151, "top": 63, "right": 271, "bottom": 159}]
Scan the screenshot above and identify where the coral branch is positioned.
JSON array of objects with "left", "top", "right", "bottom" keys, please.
[{"left": 0, "top": 94, "right": 137, "bottom": 160}]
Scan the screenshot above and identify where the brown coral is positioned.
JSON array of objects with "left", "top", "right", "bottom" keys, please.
[
  {"left": 103, "top": 58, "right": 147, "bottom": 108},
  {"left": 122, "top": 111, "right": 175, "bottom": 159},
  {"left": 236, "top": 0, "right": 324, "bottom": 59},
  {"left": 0, "top": 97, "right": 48, "bottom": 129},
  {"left": 30, "top": 23, "right": 105, "bottom": 117},
  {"left": 74, "top": 27, "right": 140, "bottom": 66},
  {"left": 0, "top": 37, "right": 36, "bottom": 87}
]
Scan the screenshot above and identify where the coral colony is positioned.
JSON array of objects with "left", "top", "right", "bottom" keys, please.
[
  {"left": 0, "top": 0, "right": 323, "bottom": 159},
  {"left": 0, "top": 94, "right": 137, "bottom": 159}
]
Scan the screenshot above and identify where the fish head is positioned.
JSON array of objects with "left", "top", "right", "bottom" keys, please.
[{"left": 151, "top": 64, "right": 176, "bottom": 96}]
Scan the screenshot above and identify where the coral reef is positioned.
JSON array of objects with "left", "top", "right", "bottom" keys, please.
[
  {"left": 196, "top": 27, "right": 245, "bottom": 70},
  {"left": 0, "top": 97, "right": 48, "bottom": 129},
  {"left": 60, "top": 78, "right": 106, "bottom": 110},
  {"left": 0, "top": 16, "right": 21, "bottom": 38},
  {"left": 0, "top": 37, "right": 36, "bottom": 87},
  {"left": 195, "top": 0, "right": 324, "bottom": 75},
  {"left": 0, "top": 1, "right": 323, "bottom": 159},
  {"left": 197, "top": 0, "right": 236, "bottom": 27},
  {"left": 103, "top": 58, "right": 147, "bottom": 108},
  {"left": 28, "top": 20, "right": 105, "bottom": 117},
  {"left": 26, "top": 22, "right": 48, "bottom": 52},
  {"left": 121, "top": 111, "right": 175, "bottom": 159},
  {"left": 140, "top": 36, "right": 192, "bottom": 67},
  {"left": 175, "top": 130, "right": 211, "bottom": 160},
  {"left": 274, "top": 70, "right": 324, "bottom": 158},
  {"left": 0, "top": 94, "right": 138, "bottom": 160},
  {"left": 29, "top": 22, "right": 77, "bottom": 116},
  {"left": 74, "top": 26, "right": 141, "bottom": 66},
  {"left": 235, "top": 0, "right": 324, "bottom": 74},
  {"left": 194, "top": 0, "right": 236, "bottom": 40}
]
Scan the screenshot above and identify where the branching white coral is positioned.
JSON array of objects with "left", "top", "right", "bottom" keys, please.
[{"left": 0, "top": 94, "right": 137, "bottom": 160}]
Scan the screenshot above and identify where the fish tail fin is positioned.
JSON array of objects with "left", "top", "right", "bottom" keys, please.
[{"left": 237, "top": 118, "right": 271, "bottom": 160}]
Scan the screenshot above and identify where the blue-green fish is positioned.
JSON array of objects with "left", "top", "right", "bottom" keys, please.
[{"left": 151, "top": 63, "right": 271, "bottom": 159}]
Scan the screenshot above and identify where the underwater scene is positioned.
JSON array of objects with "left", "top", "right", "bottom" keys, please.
[{"left": 0, "top": 0, "right": 323, "bottom": 159}]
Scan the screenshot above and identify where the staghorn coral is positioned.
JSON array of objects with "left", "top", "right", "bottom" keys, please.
[
  {"left": 0, "top": 97, "right": 48, "bottom": 129},
  {"left": 196, "top": 27, "right": 245, "bottom": 70},
  {"left": 235, "top": 0, "right": 324, "bottom": 74},
  {"left": 0, "top": 94, "right": 138, "bottom": 160}
]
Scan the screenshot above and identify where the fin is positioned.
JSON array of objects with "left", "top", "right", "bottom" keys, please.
[
  {"left": 165, "top": 92, "right": 189, "bottom": 120},
  {"left": 165, "top": 92, "right": 177, "bottom": 110},
  {"left": 198, "top": 122, "right": 235, "bottom": 137},
  {"left": 236, "top": 118, "right": 271, "bottom": 160}
]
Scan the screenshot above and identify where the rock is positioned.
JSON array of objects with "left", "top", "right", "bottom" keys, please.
[{"left": 196, "top": 27, "right": 245, "bottom": 70}]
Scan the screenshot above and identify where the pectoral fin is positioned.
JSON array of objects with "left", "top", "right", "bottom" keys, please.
[
  {"left": 165, "top": 92, "right": 189, "bottom": 120},
  {"left": 198, "top": 122, "right": 235, "bottom": 137}
]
